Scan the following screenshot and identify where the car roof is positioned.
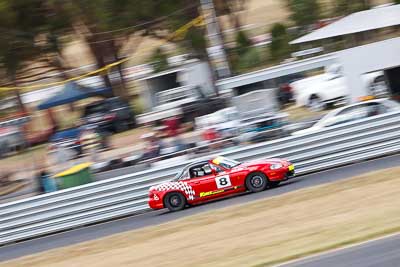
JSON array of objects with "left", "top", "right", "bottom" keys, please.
[
  {"left": 317, "top": 98, "right": 395, "bottom": 124},
  {"left": 185, "top": 160, "right": 211, "bottom": 168},
  {"left": 330, "top": 98, "right": 391, "bottom": 113},
  {"left": 343, "top": 99, "right": 381, "bottom": 107}
]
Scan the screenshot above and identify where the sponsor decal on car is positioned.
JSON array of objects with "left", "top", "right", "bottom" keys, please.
[
  {"left": 200, "top": 189, "right": 224, "bottom": 197},
  {"left": 215, "top": 175, "right": 232, "bottom": 189},
  {"left": 200, "top": 185, "right": 242, "bottom": 198}
]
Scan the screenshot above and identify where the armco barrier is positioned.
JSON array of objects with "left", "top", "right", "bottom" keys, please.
[{"left": 1, "top": 111, "right": 400, "bottom": 245}]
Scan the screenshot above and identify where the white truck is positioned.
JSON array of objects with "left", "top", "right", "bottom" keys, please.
[{"left": 290, "top": 64, "right": 388, "bottom": 111}]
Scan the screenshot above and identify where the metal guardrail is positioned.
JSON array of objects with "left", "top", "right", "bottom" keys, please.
[{"left": 1, "top": 111, "right": 400, "bottom": 245}]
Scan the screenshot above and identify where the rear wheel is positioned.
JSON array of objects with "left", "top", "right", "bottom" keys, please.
[
  {"left": 164, "top": 192, "right": 186, "bottom": 212},
  {"left": 246, "top": 172, "right": 268, "bottom": 193}
]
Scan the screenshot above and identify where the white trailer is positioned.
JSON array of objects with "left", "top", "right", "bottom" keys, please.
[{"left": 136, "top": 60, "right": 215, "bottom": 124}]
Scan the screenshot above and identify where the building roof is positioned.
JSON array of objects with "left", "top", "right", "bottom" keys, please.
[{"left": 291, "top": 4, "right": 400, "bottom": 44}]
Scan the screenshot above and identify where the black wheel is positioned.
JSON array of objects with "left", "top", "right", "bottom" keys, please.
[
  {"left": 99, "top": 131, "right": 111, "bottom": 149},
  {"left": 269, "top": 181, "right": 281, "bottom": 188},
  {"left": 113, "top": 121, "right": 129, "bottom": 133},
  {"left": 308, "top": 95, "right": 326, "bottom": 112},
  {"left": 245, "top": 172, "right": 268, "bottom": 193},
  {"left": 164, "top": 192, "right": 186, "bottom": 212}
]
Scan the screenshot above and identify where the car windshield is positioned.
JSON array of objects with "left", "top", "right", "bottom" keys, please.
[
  {"left": 211, "top": 156, "right": 241, "bottom": 169},
  {"left": 84, "top": 103, "right": 106, "bottom": 116},
  {"left": 173, "top": 166, "right": 190, "bottom": 181}
]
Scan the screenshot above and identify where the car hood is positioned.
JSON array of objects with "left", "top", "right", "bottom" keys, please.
[{"left": 242, "top": 158, "right": 289, "bottom": 168}]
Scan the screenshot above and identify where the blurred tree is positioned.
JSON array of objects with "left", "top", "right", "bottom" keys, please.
[
  {"left": 286, "top": 0, "right": 320, "bottom": 27},
  {"left": 66, "top": 0, "right": 237, "bottom": 94},
  {"left": 0, "top": 0, "right": 193, "bottom": 100},
  {"left": 0, "top": 0, "right": 242, "bottom": 100},
  {"left": 334, "top": 0, "right": 371, "bottom": 16},
  {"left": 61, "top": 0, "right": 173, "bottom": 99},
  {"left": 236, "top": 30, "right": 252, "bottom": 55},
  {"left": 269, "top": 23, "right": 291, "bottom": 61},
  {"left": 0, "top": 0, "right": 51, "bottom": 112},
  {"left": 163, "top": 0, "right": 222, "bottom": 93},
  {"left": 214, "top": 0, "right": 247, "bottom": 30},
  {"left": 234, "top": 48, "right": 261, "bottom": 73},
  {"left": 150, "top": 48, "right": 169, "bottom": 73},
  {"left": 228, "top": 30, "right": 265, "bottom": 73}
]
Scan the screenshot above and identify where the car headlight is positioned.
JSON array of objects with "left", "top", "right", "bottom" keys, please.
[{"left": 270, "top": 163, "right": 283, "bottom": 170}]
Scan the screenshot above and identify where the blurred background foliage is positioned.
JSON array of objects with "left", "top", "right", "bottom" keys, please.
[
  {"left": 0, "top": 0, "right": 388, "bottom": 106},
  {"left": 286, "top": 0, "right": 320, "bottom": 28},
  {"left": 149, "top": 48, "right": 169, "bottom": 73}
]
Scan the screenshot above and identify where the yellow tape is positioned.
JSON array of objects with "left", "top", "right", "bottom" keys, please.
[
  {"left": 0, "top": 15, "right": 205, "bottom": 92},
  {"left": 169, "top": 16, "right": 205, "bottom": 41},
  {"left": 54, "top": 163, "right": 92, "bottom": 177}
]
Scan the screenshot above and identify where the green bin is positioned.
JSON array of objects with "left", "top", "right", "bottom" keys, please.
[{"left": 54, "top": 163, "right": 92, "bottom": 189}]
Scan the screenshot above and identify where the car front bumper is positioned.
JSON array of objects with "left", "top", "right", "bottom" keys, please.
[
  {"left": 285, "top": 169, "right": 295, "bottom": 180},
  {"left": 268, "top": 164, "right": 295, "bottom": 181},
  {"left": 148, "top": 195, "right": 164, "bottom": 210},
  {"left": 286, "top": 164, "right": 295, "bottom": 178}
]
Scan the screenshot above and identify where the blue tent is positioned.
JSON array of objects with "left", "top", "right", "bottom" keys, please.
[{"left": 37, "top": 82, "right": 112, "bottom": 110}]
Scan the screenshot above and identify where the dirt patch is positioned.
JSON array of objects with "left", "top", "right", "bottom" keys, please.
[
  {"left": 2, "top": 167, "right": 400, "bottom": 267},
  {"left": 0, "top": 180, "right": 29, "bottom": 197},
  {"left": 283, "top": 104, "right": 329, "bottom": 122}
]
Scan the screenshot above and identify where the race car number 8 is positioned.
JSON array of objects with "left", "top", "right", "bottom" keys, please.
[{"left": 215, "top": 175, "right": 232, "bottom": 189}]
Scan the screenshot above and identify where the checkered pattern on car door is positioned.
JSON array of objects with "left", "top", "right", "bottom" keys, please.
[{"left": 155, "top": 182, "right": 196, "bottom": 200}]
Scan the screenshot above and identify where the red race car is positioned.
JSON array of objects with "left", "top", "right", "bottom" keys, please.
[{"left": 148, "top": 156, "right": 295, "bottom": 211}]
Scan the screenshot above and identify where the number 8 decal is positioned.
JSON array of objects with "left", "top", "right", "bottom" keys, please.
[{"left": 215, "top": 175, "right": 232, "bottom": 189}]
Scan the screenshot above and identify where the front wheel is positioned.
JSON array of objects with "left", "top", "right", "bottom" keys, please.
[
  {"left": 308, "top": 95, "right": 325, "bottom": 112},
  {"left": 164, "top": 192, "right": 186, "bottom": 212},
  {"left": 246, "top": 172, "right": 268, "bottom": 193}
]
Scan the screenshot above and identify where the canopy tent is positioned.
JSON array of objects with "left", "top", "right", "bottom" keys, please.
[
  {"left": 37, "top": 82, "right": 112, "bottom": 110},
  {"left": 291, "top": 4, "right": 400, "bottom": 44}
]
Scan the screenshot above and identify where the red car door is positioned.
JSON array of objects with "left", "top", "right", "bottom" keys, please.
[
  {"left": 210, "top": 163, "right": 246, "bottom": 192},
  {"left": 187, "top": 162, "right": 246, "bottom": 202},
  {"left": 187, "top": 174, "right": 220, "bottom": 202}
]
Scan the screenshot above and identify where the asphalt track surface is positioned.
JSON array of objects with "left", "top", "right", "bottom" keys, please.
[
  {"left": 280, "top": 234, "right": 400, "bottom": 267},
  {"left": 1, "top": 154, "right": 400, "bottom": 262}
]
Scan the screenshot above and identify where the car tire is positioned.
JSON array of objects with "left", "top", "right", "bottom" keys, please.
[
  {"left": 308, "top": 95, "right": 326, "bottom": 112},
  {"left": 269, "top": 181, "right": 281, "bottom": 188},
  {"left": 245, "top": 172, "right": 268, "bottom": 193},
  {"left": 164, "top": 192, "right": 186, "bottom": 212},
  {"left": 113, "top": 121, "right": 129, "bottom": 133},
  {"left": 368, "top": 75, "right": 389, "bottom": 98}
]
